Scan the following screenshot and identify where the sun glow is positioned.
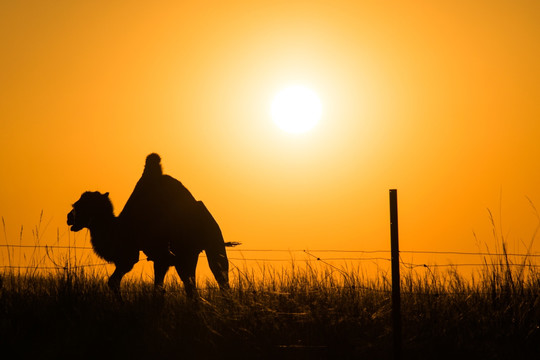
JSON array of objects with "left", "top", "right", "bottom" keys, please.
[{"left": 271, "top": 85, "right": 322, "bottom": 133}]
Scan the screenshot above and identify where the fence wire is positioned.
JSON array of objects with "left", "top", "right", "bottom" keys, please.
[{"left": 1, "top": 243, "right": 539, "bottom": 271}]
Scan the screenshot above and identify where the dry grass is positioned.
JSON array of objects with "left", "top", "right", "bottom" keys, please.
[
  {"left": 1, "top": 258, "right": 539, "bottom": 359},
  {"left": 1, "top": 211, "right": 540, "bottom": 359}
]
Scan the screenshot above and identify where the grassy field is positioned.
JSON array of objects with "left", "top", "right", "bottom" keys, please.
[{"left": 1, "top": 258, "right": 539, "bottom": 360}]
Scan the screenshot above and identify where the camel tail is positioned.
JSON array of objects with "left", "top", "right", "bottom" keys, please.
[
  {"left": 143, "top": 153, "right": 163, "bottom": 177},
  {"left": 224, "top": 241, "right": 241, "bottom": 247}
]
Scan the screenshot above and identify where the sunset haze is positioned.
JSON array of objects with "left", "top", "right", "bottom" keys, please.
[{"left": 1, "top": 0, "right": 540, "bottom": 275}]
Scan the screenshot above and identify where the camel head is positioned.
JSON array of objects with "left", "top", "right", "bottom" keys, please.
[{"left": 67, "top": 191, "right": 113, "bottom": 232}]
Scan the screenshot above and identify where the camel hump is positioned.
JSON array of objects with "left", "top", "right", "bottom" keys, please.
[{"left": 143, "top": 153, "right": 163, "bottom": 177}]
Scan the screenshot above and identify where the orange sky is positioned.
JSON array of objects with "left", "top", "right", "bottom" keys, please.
[{"left": 1, "top": 1, "right": 540, "bottom": 274}]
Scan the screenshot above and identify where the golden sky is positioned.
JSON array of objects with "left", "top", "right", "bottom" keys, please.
[{"left": 1, "top": 0, "right": 540, "bottom": 272}]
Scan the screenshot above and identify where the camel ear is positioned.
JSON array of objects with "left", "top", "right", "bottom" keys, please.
[{"left": 103, "top": 192, "right": 109, "bottom": 198}]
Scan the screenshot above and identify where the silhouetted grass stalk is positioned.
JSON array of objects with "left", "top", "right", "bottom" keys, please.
[{"left": 1, "top": 210, "right": 540, "bottom": 358}]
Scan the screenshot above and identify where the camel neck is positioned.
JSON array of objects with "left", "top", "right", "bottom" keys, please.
[{"left": 88, "top": 215, "right": 116, "bottom": 243}]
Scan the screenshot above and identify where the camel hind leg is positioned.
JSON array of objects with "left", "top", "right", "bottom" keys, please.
[
  {"left": 196, "top": 201, "right": 230, "bottom": 290},
  {"left": 206, "top": 243, "right": 230, "bottom": 290},
  {"left": 174, "top": 251, "right": 199, "bottom": 298}
]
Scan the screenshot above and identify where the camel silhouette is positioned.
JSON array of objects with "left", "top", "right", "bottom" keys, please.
[{"left": 67, "top": 153, "right": 236, "bottom": 297}]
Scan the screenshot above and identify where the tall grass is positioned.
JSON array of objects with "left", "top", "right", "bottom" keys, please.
[
  {"left": 1, "top": 212, "right": 540, "bottom": 359},
  {"left": 1, "top": 256, "right": 539, "bottom": 359}
]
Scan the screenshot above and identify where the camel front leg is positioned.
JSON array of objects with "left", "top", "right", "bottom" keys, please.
[
  {"left": 153, "top": 260, "right": 170, "bottom": 292},
  {"left": 108, "top": 263, "right": 133, "bottom": 298}
]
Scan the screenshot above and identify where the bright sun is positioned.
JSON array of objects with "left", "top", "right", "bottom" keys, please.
[{"left": 271, "top": 85, "right": 322, "bottom": 133}]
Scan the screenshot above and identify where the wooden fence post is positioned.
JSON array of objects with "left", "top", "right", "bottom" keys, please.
[{"left": 389, "top": 189, "right": 402, "bottom": 359}]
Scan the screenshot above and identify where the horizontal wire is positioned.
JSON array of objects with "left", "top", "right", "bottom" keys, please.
[
  {"left": 2, "top": 244, "right": 539, "bottom": 258},
  {"left": 399, "top": 250, "right": 540, "bottom": 257},
  {"left": 2, "top": 244, "right": 540, "bottom": 270},
  {"left": 401, "top": 262, "right": 540, "bottom": 268},
  {"left": 4, "top": 260, "right": 538, "bottom": 270},
  {"left": 0, "top": 244, "right": 94, "bottom": 250}
]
